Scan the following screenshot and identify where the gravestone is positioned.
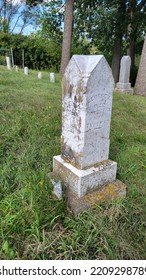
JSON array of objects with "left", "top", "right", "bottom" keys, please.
[
  {"left": 116, "top": 56, "right": 133, "bottom": 94},
  {"left": 15, "top": 66, "right": 19, "bottom": 72},
  {"left": 38, "top": 72, "right": 42, "bottom": 79},
  {"left": 52, "top": 55, "right": 126, "bottom": 214},
  {"left": 24, "top": 67, "right": 28, "bottom": 75},
  {"left": 50, "top": 72, "right": 55, "bottom": 83},
  {"left": 134, "top": 36, "right": 146, "bottom": 96},
  {"left": 6, "top": 56, "right": 11, "bottom": 70}
]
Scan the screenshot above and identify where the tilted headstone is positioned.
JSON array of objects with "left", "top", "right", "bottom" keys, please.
[
  {"left": 134, "top": 36, "right": 146, "bottom": 96},
  {"left": 116, "top": 56, "right": 133, "bottom": 94},
  {"left": 52, "top": 55, "right": 126, "bottom": 213},
  {"left": 24, "top": 67, "right": 28, "bottom": 75},
  {"left": 38, "top": 72, "right": 42, "bottom": 79},
  {"left": 6, "top": 56, "right": 11, "bottom": 70},
  {"left": 50, "top": 72, "right": 55, "bottom": 83}
]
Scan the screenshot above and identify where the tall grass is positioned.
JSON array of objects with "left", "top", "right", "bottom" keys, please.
[{"left": 0, "top": 66, "right": 146, "bottom": 259}]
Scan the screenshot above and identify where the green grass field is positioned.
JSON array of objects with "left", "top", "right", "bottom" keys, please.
[{"left": 0, "top": 65, "right": 146, "bottom": 260}]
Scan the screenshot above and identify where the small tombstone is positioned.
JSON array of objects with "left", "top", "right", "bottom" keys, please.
[
  {"left": 15, "top": 66, "right": 19, "bottom": 72},
  {"left": 52, "top": 55, "right": 126, "bottom": 214},
  {"left": 116, "top": 56, "right": 133, "bottom": 94},
  {"left": 50, "top": 72, "right": 55, "bottom": 83},
  {"left": 134, "top": 36, "right": 146, "bottom": 96},
  {"left": 24, "top": 67, "right": 28, "bottom": 75},
  {"left": 6, "top": 56, "right": 11, "bottom": 70},
  {"left": 38, "top": 72, "right": 42, "bottom": 79}
]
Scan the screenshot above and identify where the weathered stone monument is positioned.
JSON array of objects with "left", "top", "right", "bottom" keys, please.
[
  {"left": 116, "top": 55, "right": 133, "bottom": 94},
  {"left": 6, "top": 56, "right": 11, "bottom": 70},
  {"left": 24, "top": 67, "right": 28, "bottom": 75},
  {"left": 52, "top": 55, "right": 126, "bottom": 214},
  {"left": 38, "top": 72, "right": 42, "bottom": 79},
  {"left": 15, "top": 66, "right": 19, "bottom": 72},
  {"left": 50, "top": 72, "right": 55, "bottom": 83},
  {"left": 134, "top": 36, "right": 146, "bottom": 96}
]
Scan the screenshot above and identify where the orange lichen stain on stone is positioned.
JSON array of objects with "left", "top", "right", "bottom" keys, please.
[
  {"left": 62, "top": 155, "right": 80, "bottom": 169},
  {"left": 83, "top": 183, "right": 119, "bottom": 204},
  {"left": 82, "top": 160, "right": 109, "bottom": 170},
  {"left": 61, "top": 153, "right": 110, "bottom": 171}
]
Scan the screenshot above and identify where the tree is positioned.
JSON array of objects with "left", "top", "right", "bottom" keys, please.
[
  {"left": 111, "top": 0, "right": 126, "bottom": 83},
  {"left": 38, "top": 0, "right": 63, "bottom": 43},
  {"left": 73, "top": 0, "right": 146, "bottom": 83},
  {"left": 126, "top": 0, "right": 146, "bottom": 68},
  {"left": 0, "top": 0, "right": 39, "bottom": 34},
  {"left": 60, "top": 0, "right": 74, "bottom": 75}
]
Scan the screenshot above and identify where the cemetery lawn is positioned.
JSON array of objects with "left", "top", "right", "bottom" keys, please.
[{"left": 0, "top": 65, "right": 146, "bottom": 260}]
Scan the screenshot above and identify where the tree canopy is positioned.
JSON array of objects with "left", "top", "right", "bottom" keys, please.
[{"left": 0, "top": 0, "right": 146, "bottom": 81}]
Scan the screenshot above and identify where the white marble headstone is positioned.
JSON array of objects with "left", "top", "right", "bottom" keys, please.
[
  {"left": 50, "top": 72, "right": 55, "bottom": 83},
  {"left": 6, "top": 56, "right": 11, "bottom": 70},
  {"left": 53, "top": 55, "right": 117, "bottom": 199},
  {"left": 24, "top": 67, "right": 28, "bottom": 75},
  {"left": 61, "top": 55, "right": 114, "bottom": 169},
  {"left": 119, "top": 56, "right": 131, "bottom": 83},
  {"left": 116, "top": 56, "right": 133, "bottom": 93},
  {"left": 38, "top": 72, "right": 42, "bottom": 79}
]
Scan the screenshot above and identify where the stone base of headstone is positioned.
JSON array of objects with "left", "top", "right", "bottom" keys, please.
[
  {"left": 66, "top": 180, "right": 127, "bottom": 215},
  {"left": 53, "top": 155, "right": 118, "bottom": 198},
  {"left": 116, "top": 82, "right": 133, "bottom": 94},
  {"left": 51, "top": 161, "right": 126, "bottom": 215}
]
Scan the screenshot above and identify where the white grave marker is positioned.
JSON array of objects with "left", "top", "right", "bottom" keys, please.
[
  {"left": 38, "top": 72, "right": 42, "bottom": 79},
  {"left": 6, "top": 56, "right": 11, "bottom": 70},
  {"left": 24, "top": 67, "right": 28, "bottom": 75},
  {"left": 52, "top": 55, "right": 126, "bottom": 213},
  {"left": 50, "top": 72, "right": 55, "bottom": 83},
  {"left": 116, "top": 56, "right": 133, "bottom": 94}
]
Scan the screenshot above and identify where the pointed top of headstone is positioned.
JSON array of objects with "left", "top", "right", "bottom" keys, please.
[
  {"left": 134, "top": 36, "right": 146, "bottom": 96},
  {"left": 71, "top": 55, "right": 104, "bottom": 76},
  {"left": 121, "top": 55, "right": 131, "bottom": 61}
]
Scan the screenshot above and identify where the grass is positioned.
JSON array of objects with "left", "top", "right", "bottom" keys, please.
[{"left": 0, "top": 65, "right": 146, "bottom": 260}]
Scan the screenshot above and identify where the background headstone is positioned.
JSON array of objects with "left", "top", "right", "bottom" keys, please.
[
  {"left": 38, "top": 72, "right": 42, "bottom": 79},
  {"left": 52, "top": 55, "right": 126, "bottom": 213},
  {"left": 6, "top": 56, "right": 11, "bottom": 70},
  {"left": 24, "top": 67, "right": 28, "bottom": 75},
  {"left": 50, "top": 72, "right": 55, "bottom": 83},
  {"left": 15, "top": 66, "right": 19, "bottom": 72},
  {"left": 134, "top": 36, "right": 146, "bottom": 96},
  {"left": 116, "top": 55, "right": 133, "bottom": 94}
]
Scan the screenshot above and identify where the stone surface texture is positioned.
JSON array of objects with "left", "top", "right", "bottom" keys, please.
[
  {"left": 53, "top": 155, "right": 117, "bottom": 198},
  {"left": 66, "top": 180, "right": 127, "bottom": 215},
  {"left": 61, "top": 55, "right": 114, "bottom": 169},
  {"left": 134, "top": 36, "right": 146, "bottom": 96},
  {"left": 52, "top": 55, "right": 121, "bottom": 200},
  {"left": 116, "top": 56, "right": 133, "bottom": 94}
]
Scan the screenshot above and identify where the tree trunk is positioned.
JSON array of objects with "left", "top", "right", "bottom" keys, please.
[
  {"left": 127, "top": 38, "right": 135, "bottom": 68},
  {"left": 127, "top": 4, "right": 136, "bottom": 68},
  {"left": 111, "top": 38, "right": 122, "bottom": 83},
  {"left": 111, "top": 0, "right": 126, "bottom": 83},
  {"left": 60, "top": 0, "right": 74, "bottom": 75}
]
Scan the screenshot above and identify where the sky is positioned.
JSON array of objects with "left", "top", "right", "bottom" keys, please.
[{"left": 2, "top": 0, "right": 64, "bottom": 35}]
